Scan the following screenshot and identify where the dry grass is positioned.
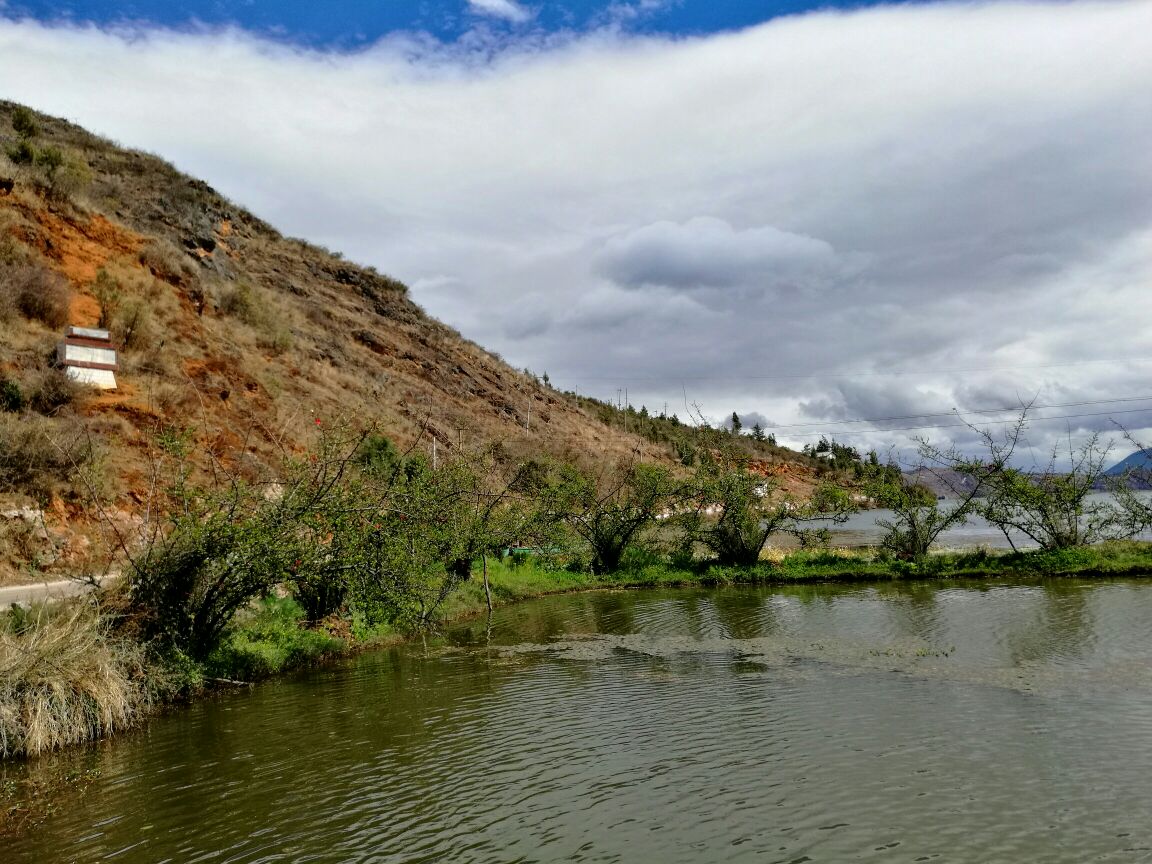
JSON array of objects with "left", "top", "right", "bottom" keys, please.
[{"left": 0, "top": 601, "right": 150, "bottom": 759}]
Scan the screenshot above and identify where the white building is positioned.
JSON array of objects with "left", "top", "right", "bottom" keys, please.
[{"left": 57, "top": 326, "right": 118, "bottom": 389}]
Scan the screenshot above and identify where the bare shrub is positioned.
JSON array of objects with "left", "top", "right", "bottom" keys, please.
[
  {"left": 25, "top": 367, "right": 84, "bottom": 416},
  {"left": 0, "top": 414, "right": 91, "bottom": 499},
  {"left": 0, "top": 515, "right": 50, "bottom": 567},
  {"left": 113, "top": 298, "right": 155, "bottom": 352},
  {"left": 0, "top": 283, "right": 15, "bottom": 322},
  {"left": 3, "top": 263, "right": 71, "bottom": 328},
  {"left": 140, "top": 239, "right": 195, "bottom": 285}
]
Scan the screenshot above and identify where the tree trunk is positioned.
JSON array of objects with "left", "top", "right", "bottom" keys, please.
[{"left": 482, "top": 550, "right": 493, "bottom": 614}]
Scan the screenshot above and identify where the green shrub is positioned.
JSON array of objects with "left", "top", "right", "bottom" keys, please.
[
  {"left": 11, "top": 106, "right": 39, "bottom": 139},
  {"left": 356, "top": 433, "right": 401, "bottom": 477},
  {"left": 43, "top": 150, "right": 92, "bottom": 202},
  {"left": 5, "top": 140, "right": 36, "bottom": 166},
  {"left": 205, "top": 596, "right": 343, "bottom": 681},
  {"left": 1, "top": 379, "right": 24, "bottom": 413}
]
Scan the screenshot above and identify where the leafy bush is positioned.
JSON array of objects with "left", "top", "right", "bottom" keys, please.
[
  {"left": 10, "top": 106, "right": 39, "bottom": 139},
  {"left": 43, "top": 149, "right": 92, "bottom": 201},
  {"left": 5, "top": 139, "right": 36, "bottom": 165},
  {"left": 1, "top": 378, "right": 24, "bottom": 413},
  {"left": 205, "top": 596, "right": 343, "bottom": 681},
  {"left": 356, "top": 433, "right": 401, "bottom": 477},
  {"left": 126, "top": 506, "right": 291, "bottom": 662}
]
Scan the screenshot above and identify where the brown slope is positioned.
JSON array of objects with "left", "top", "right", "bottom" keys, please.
[
  {"left": 0, "top": 102, "right": 654, "bottom": 458},
  {"left": 0, "top": 102, "right": 832, "bottom": 585}
]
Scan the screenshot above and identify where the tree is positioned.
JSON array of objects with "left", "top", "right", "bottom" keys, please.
[
  {"left": 558, "top": 461, "right": 681, "bottom": 574},
  {"left": 922, "top": 410, "right": 1138, "bottom": 552},
  {"left": 125, "top": 428, "right": 367, "bottom": 659},
  {"left": 684, "top": 454, "right": 855, "bottom": 566},
  {"left": 751, "top": 423, "right": 766, "bottom": 442},
  {"left": 344, "top": 447, "right": 570, "bottom": 627},
  {"left": 977, "top": 433, "right": 1134, "bottom": 550},
  {"left": 730, "top": 412, "right": 742, "bottom": 435},
  {"left": 864, "top": 456, "right": 986, "bottom": 561}
]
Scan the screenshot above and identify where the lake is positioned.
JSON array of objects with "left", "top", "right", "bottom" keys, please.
[
  {"left": 823, "top": 490, "right": 1152, "bottom": 550},
  {"left": 5, "top": 580, "right": 1152, "bottom": 862}
]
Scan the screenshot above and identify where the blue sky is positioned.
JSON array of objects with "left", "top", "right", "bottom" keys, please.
[{"left": 0, "top": 0, "right": 877, "bottom": 46}]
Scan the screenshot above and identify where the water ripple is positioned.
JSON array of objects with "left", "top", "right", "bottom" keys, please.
[{"left": 5, "top": 581, "right": 1152, "bottom": 863}]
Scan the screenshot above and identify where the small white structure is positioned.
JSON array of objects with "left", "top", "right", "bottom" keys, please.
[{"left": 57, "top": 326, "right": 118, "bottom": 390}]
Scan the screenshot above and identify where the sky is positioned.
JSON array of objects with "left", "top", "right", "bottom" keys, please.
[{"left": 1, "top": 0, "right": 1151, "bottom": 466}]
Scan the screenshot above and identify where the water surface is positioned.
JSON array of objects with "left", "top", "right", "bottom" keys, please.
[{"left": 6, "top": 580, "right": 1152, "bottom": 863}]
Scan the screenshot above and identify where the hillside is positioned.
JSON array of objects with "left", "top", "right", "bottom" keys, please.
[{"left": 0, "top": 101, "right": 830, "bottom": 585}]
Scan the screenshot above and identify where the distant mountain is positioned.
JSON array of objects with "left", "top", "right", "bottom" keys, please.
[{"left": 1105, "top": 449, "right": 1152, "bottom": 478}]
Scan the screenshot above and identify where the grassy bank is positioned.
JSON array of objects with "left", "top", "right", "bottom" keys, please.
[
  {"left": 3, "top": 540, "right": 1152, "bottom": 766},
  {"left": 442, "top": 540, "right": 1152, "bottom": 619}
]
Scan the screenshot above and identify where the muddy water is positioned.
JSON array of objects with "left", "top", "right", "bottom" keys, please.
[{"left": 5, "top": 580, "right": 1152, "bottom": 863}]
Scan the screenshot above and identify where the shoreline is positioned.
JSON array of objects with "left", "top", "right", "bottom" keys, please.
[{"left": 5, "top": 542, "right": 1152, "bottom": 758}]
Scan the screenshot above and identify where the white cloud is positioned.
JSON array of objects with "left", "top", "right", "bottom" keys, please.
[
  {"left": 597, "top": 217, "right": 842, "bottom": 292},
  {"left": 1, "top": 1, "right": 1150, "bottom": 462},
  {"left": 467, "top": 0, "right": 531, "bottom": 23}
]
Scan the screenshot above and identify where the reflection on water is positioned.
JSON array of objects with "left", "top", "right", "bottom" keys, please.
[{"left": 6, "top": 580, "right": 1152, "bottom": 863}]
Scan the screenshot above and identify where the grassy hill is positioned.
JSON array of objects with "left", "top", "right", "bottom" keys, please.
[{"left": 0, "top": 101, "right": 835, "bottom": 585}]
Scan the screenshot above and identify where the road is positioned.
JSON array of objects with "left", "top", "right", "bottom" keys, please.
[{"left": 0, "top": 575, "right": 116, "bottom": 608}]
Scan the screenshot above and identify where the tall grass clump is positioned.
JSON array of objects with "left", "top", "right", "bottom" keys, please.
[{"left": 0, "top": 602, "right": 150, "bottom": 759}]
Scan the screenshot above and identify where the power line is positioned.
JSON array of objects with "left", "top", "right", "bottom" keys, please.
[
  {"left": 765, "top": 394, "right": 1152, "bottom": 431},
  {"left": 777, "top": 406, "right": 1152, "bottom": 440},
  {"left": 551, "top": 355, "right": 1152, "bottom": 385}
]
